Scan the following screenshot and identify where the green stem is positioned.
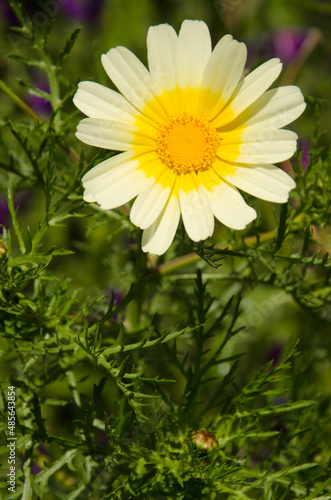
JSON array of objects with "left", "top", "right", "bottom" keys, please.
[
  {"left": 0, "top": 78, "right": 42, "bottom": 123},
  {"left": 43, "top": 58, "right": 62, "bottom": 129},
  {"left": 32, "top": 32, "right": 63, "bottom": 128},
  {"left": 155, "top": 230, "right": 276, "bottom": 276}
]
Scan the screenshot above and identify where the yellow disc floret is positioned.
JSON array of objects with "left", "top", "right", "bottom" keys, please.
[{"left": 157, "top": 113, "right": 220, "bottom": 174}]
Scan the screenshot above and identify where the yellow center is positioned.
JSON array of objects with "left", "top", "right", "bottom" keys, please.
[{"left": 157, "top": 113, "right": 220, "bottom": 174}]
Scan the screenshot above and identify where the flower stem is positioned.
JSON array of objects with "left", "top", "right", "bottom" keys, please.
[{"left": 155, "top": 229, "right": 276, "bottom": 276}]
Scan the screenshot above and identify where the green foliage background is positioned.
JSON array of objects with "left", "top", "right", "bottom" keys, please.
[{"left": 0, "top": 0, "right": 331, "bottom": 498}]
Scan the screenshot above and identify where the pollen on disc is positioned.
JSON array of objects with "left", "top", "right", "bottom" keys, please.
[{"left": 157, "top": 113, "right": 220, "bottom": 174}]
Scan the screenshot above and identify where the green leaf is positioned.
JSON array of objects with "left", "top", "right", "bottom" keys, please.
[
  {"left": 236, "top": 400, "right": 315, "bottom": 418},
  {"left": 99, "top": 325, "right": 195, "bottom": 357},
  {"left": 22, "top": 456, "right": 33, "bottom": 500},
  {"left": 58, "top": 28, "right": 81, "bottom": 66},
  {"left": 267, "top": 463, "right": 317, "bottom": 481},
  {"left": 7, "top": 182, "right": 25, "bottom": 253},
  {"left": 275, "top": 203, "right": 288, "bottom": 250},
  {"left": 31, "top": 393, "right": 48, "bottom": 440},
  {"left": 8, "top": 54, "right": 44, "bottom": 67},
  {"left": 37, "top": 450, "right": 79, "bottom": 497},
  {"left": 17, "top": 78, "right": 51, "bottom": 101},
  {"left": 8, "top": 253, "right": 52, "bottom": 270}
]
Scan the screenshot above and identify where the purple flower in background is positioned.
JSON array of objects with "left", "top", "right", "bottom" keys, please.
[
  {"left": 32, "top": 445, "right": 50, "bottom": 476},
  {"left": 266, "top": 342, "right": 283, "bottom": 370},
  {"left": 0, "top": 191, "right": 29, "bottom": 234},
  {"left": 60, "top": 0, "right": 104, "bottom": 24},
  {"left": 1, "top": 0, "right": 104, "bottom": 27},
  {"left": 273, "top": 30, "right": 306, "bottom": 63},
  {"left": 246, "top": 29, "right": 307, "bottom": 67},
  {"left": 32, "top": 461, "right": 42, "bottom": 476},
  {"left": 289, "top": 139, "right": 310, "bottom": 175},
  {"left": 0, "top": 1, "right": 19, "bottom": 26},
  {"left": 25, "top": 78, "right": 52, "bottom": 117},
  {"left": 107, "top": 287, "right": 124, "bottom": 321},
  {"left": 299, "top": 139, "right": 310, "bottom": 171},
  {"left": 108, "top": 288, "right": 123, "bottom": 307},
  {"left": 0, "top": 198, "right": 10, "bottom": 232}
]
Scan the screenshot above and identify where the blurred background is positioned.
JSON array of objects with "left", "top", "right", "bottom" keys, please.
[
  {"left": 1, "top": 0, "right": 330, "bottom": 126},
  {"left": 0, "top": 1, "right": 331, "bottom": 495}
]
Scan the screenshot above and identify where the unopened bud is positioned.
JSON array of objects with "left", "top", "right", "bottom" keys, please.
[
  {"left": 0, "top": 241, "right": 7, "bottom": 259},
  {"left": 191, "top": 429, "right": 218, "bottom": 451}
]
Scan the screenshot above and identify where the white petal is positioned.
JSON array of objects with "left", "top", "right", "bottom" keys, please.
[
  {"left": 76, "top": 118, "right": 136, "bottom": 150},
  {"left": 179, "top": 179, "right": 214, "bottom": 242},
  {"left": 147, "top": 23, "right": 179, "bottom": 90},
  {"left": 223, "top": 164, "right": 296, "bottom": 203},
  {"left": 178, "top": 20, "right": 212, "bottom": 88},
  {"left": 101, "top": 47, "right": 167, "bottom": 121},
  {"left": 208, "top": 180, "right": 257, "bottom": 229},
  {"left": 73, "top": 81, "right": 137, "bottom": 121},
  {"left": 200, "top": 35, "right": 247, "bottom": 117},
  {"left": 219, "top": 129, "right": 298, "bottom": 164},
  {"left": 84, "top": 191, "right": 96, "bottom": 203},
  {"left": 142, "top": 196, "right": 180, "bottom": 255},
  {"left": 130, "top": 178, "right": 171, "bottom": 229},
  {"left": 220, "top": 85, "right": 306, "bottom": 132},
  {"left": 96, "top": 174, "right": 147, "bottom": 209},
  {"left": 213, "top": 58, "right": 283, "bottom": 127},
  {"left": 83, "top": 151, "right": 134, "bottom": 182},
  {"left": 82, "top": 154, "right": 149, "bottom": 210}
]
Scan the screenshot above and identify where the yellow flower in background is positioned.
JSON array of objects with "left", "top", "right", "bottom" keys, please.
[{"left": 73, "top": 20, "right": 305, "bottom": 255}]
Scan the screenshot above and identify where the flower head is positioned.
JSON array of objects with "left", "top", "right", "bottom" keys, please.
[{"left": 73, "top": 20, "right": 305, "bottom": 255}]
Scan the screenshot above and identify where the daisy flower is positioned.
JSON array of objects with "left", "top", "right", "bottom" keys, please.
[{"left": 73, "top": 20, "right": 305, "bottom": 255}]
